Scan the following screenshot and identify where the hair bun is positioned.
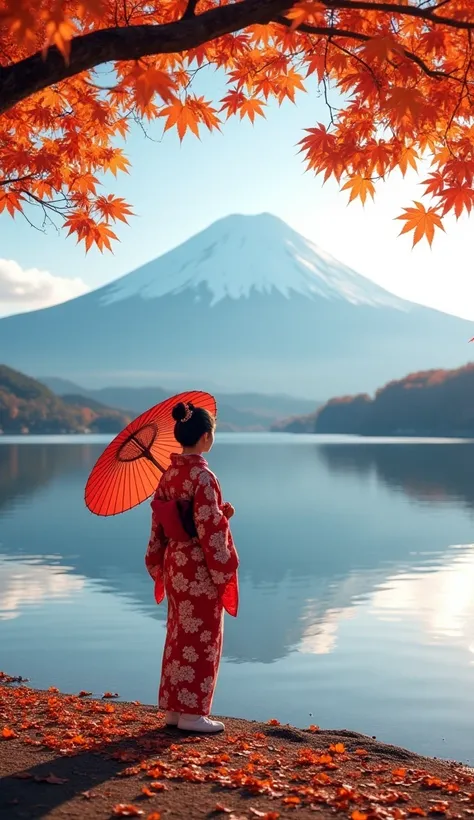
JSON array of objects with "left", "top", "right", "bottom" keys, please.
[{"left": 172, "top": 402, "right": 187, "bottom": 422}]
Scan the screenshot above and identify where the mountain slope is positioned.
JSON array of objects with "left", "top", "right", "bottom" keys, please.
[
  {"left": 0, "top": 365, "right": 130, "bottom": 434},
  {"left": 0, "top": 213, "right": 472, "bottom": 398},
  {"left": 41, "top": 377, "right": 319, "bottom": 426}
]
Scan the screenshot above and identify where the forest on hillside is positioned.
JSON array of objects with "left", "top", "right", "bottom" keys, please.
[
  {"left": 0, "top": 366, "right": 131, "bottom": 434},
  {"left": 274, "top": 364, "right": 474, "bottom": 437}
]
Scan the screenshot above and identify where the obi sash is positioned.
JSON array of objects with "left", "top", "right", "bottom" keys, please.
[{"left": 151, "top": 497, "right": 197, "bottom": 542}]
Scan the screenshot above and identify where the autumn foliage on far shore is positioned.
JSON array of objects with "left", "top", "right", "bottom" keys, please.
[
  {"left": 1, "top": 1, "right": 474, "bottom": 249},
  {"left": 277, "top": 362, "right": 474, "bottom": 437}
]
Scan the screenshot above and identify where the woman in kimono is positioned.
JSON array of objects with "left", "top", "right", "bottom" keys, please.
[{"left": 145, "top": 401, "right": 239, "bottom": 734}]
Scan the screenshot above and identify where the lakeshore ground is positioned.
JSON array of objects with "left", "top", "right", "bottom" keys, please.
[{"left": 1, "top": 680, "right": 473, "bottom": 820}]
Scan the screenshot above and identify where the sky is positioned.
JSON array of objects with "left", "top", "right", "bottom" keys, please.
[{"left": 1, "top": 67, "right": 474, "bottom": 319}]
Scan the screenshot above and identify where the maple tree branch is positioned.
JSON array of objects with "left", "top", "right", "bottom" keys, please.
[
  {"left": 321, "top": 1, "right": 474, "bottom": 31},
  {"left": 0, "top": 0, "right": 297, "bottom": 115},
  {"left": 276, "top": 17, "right": 461, "bottom": 82},
  {"left": 2, "top": 0, "right": 473, "bottom": 116},
  {"left": 0, "top": 173, "right": 35, "bottom": 186},
  {"left": 183, "top": 0, "right": 200, "bottom": 19}
]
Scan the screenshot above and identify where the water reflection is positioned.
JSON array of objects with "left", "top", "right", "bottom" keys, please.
[
  {"left": 0, "top": 556, "right": 84, "bottom": 620},
  {"left": 1, "top": 438, "right": 474, "bottom": 667},
  {"left": 317, "top": 441, "right": 474, "bottom": 508}
]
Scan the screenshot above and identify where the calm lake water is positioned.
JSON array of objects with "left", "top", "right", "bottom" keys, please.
[{"left": 1, "top": 434, "right": 474, "bottom": 763}]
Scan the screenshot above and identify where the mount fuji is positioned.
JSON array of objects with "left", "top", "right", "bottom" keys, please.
[{"left": 0, "top": 213, "right": 472, "bottom": 399}]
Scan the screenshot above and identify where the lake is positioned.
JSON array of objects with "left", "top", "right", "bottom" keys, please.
[{"left": 1, "top": 434, "right": 474, "bottom": 764}]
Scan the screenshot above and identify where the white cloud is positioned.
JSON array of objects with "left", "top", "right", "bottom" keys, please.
[{"left": 0, "top": 258, "right": 89, "bottom": 316}]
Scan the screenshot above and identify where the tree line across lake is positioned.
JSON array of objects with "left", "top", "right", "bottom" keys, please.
[{"left": 274, "top": 363, "right": 474, "bottom": 438}]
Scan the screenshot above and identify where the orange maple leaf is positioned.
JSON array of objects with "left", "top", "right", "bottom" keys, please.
[
  {"left": 0, "top": 190, "right": 24, "bottom": 217},
  {"left": 42, "top": 7, "right": 76, "bottom": 60},
  {"left": 396, "top": 201, "right": 445, "bottom": 246},
  {"left": 341, "top": 175, "right": 376, "bottom": 205},
  {"left": 104, "top": 150, "right": 131, "bottom": 178},
  {"left": 428, "top": 804, "right": 449, "bottom": 815},
  {"left": 399, "top": 145, "right": 419, "bottom": 177},
  {"left": 239, "top": 97, "right": 266, "bottom": 123},
  {"left": 3, "top": 0, "right": 36, "bottom": 45},
  {"left": 285, "top": 1, "right": 324, "bottom": 31},
  {"left": 95, "top": 195, "right": 134, "bottom": 224},
  {"left": 384, "top": 87, "right": 425, "bottom": 124},
  {"left": 133, "top": 67, "right": 176, "bottom": 110},
  {"left": 112, "top": 806, "right": 144, "bottom": 817},
  {"left": 361, "top": 36, "right": 405, "bottom": 63},
  {"left": 438, "top": 184, "right": 474, "bottom": 219},
  {"left": 159, "top": 98, "right": 201, "bottom": 141}
]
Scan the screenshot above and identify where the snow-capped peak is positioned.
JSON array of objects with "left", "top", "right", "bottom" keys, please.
[{"left": 101, "top": 213, "right": 405, "bottom": 309}]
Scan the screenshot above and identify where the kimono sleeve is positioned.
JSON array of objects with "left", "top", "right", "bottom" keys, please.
[
  {"left": 193, "top": 469, "right": 239, "bottom": 617},
  {"left": 145, "top": 501, "right": 168, "bottom": 604}
]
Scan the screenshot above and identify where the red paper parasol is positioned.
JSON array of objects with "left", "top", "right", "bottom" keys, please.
[{"left": 85, "top": 391, "right": 216, "bottom": 516}]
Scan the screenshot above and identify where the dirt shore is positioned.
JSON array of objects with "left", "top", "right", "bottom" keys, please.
[{"left": 1, "top": 677, "right": 473, "bottom": 820}]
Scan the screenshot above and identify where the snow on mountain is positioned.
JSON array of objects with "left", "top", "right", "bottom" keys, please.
[
  {"left": 0, "top": 213, "right": 472, "bottom": 399},
  {"left": 102, "top": 213, "right": 405, "bottom": 309}
]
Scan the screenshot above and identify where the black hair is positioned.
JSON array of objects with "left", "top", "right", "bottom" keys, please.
[{"left": 172, "top": 402, "right": 216, "bottom": 448}]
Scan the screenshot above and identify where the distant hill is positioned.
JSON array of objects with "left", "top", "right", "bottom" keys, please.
[
  {"left": 274, "top": 363, "right": 474, "bottom": 437},
  {"left": 41, "top": 377, "right": 319, "bottom": 431},
  {"left": 0, "top": 366, "right": 131, "bottom": 435}
]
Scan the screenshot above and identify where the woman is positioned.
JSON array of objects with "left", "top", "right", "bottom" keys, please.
[{"left": 145, "top": 401, "right": 239, "bottom": 734}]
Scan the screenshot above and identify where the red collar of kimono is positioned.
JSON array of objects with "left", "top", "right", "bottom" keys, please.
[{"left": 170, "top": 453, "right": 208, "bottom": 468}]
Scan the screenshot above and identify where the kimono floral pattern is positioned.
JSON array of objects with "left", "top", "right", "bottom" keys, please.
[{"left": 145, "top": 453, "right": 239, "bottom": 716}]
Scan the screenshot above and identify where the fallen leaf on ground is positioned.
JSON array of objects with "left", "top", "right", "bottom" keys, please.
[
  {"left": 112, "top": 806, "right": 144, "bottom": 817},
  {"left": 103, "top": 691, "right": 120, "bottom": 699},
  {"left": 1, "top": 726, "right": 17, "bottom": 739},
  {"left": 36, "top": 773, "right": 69, "bottom": 785}
]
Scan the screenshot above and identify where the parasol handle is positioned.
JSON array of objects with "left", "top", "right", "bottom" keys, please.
[{"left": 129, "top": 434, "right": 166, "bottom": 473}]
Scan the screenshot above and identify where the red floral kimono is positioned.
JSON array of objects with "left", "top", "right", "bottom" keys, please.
[{"left": 145, "top": 453, "right": 239, "bottom": 716}]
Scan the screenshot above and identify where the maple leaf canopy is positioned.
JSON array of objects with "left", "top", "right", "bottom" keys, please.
[{"left": 1, "top": 0, "right": 474, "bottom": 249}]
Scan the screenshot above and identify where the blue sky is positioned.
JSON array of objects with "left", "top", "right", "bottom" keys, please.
[{"left": 1, "top": 68, "right": 474, "bottom": 320}]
